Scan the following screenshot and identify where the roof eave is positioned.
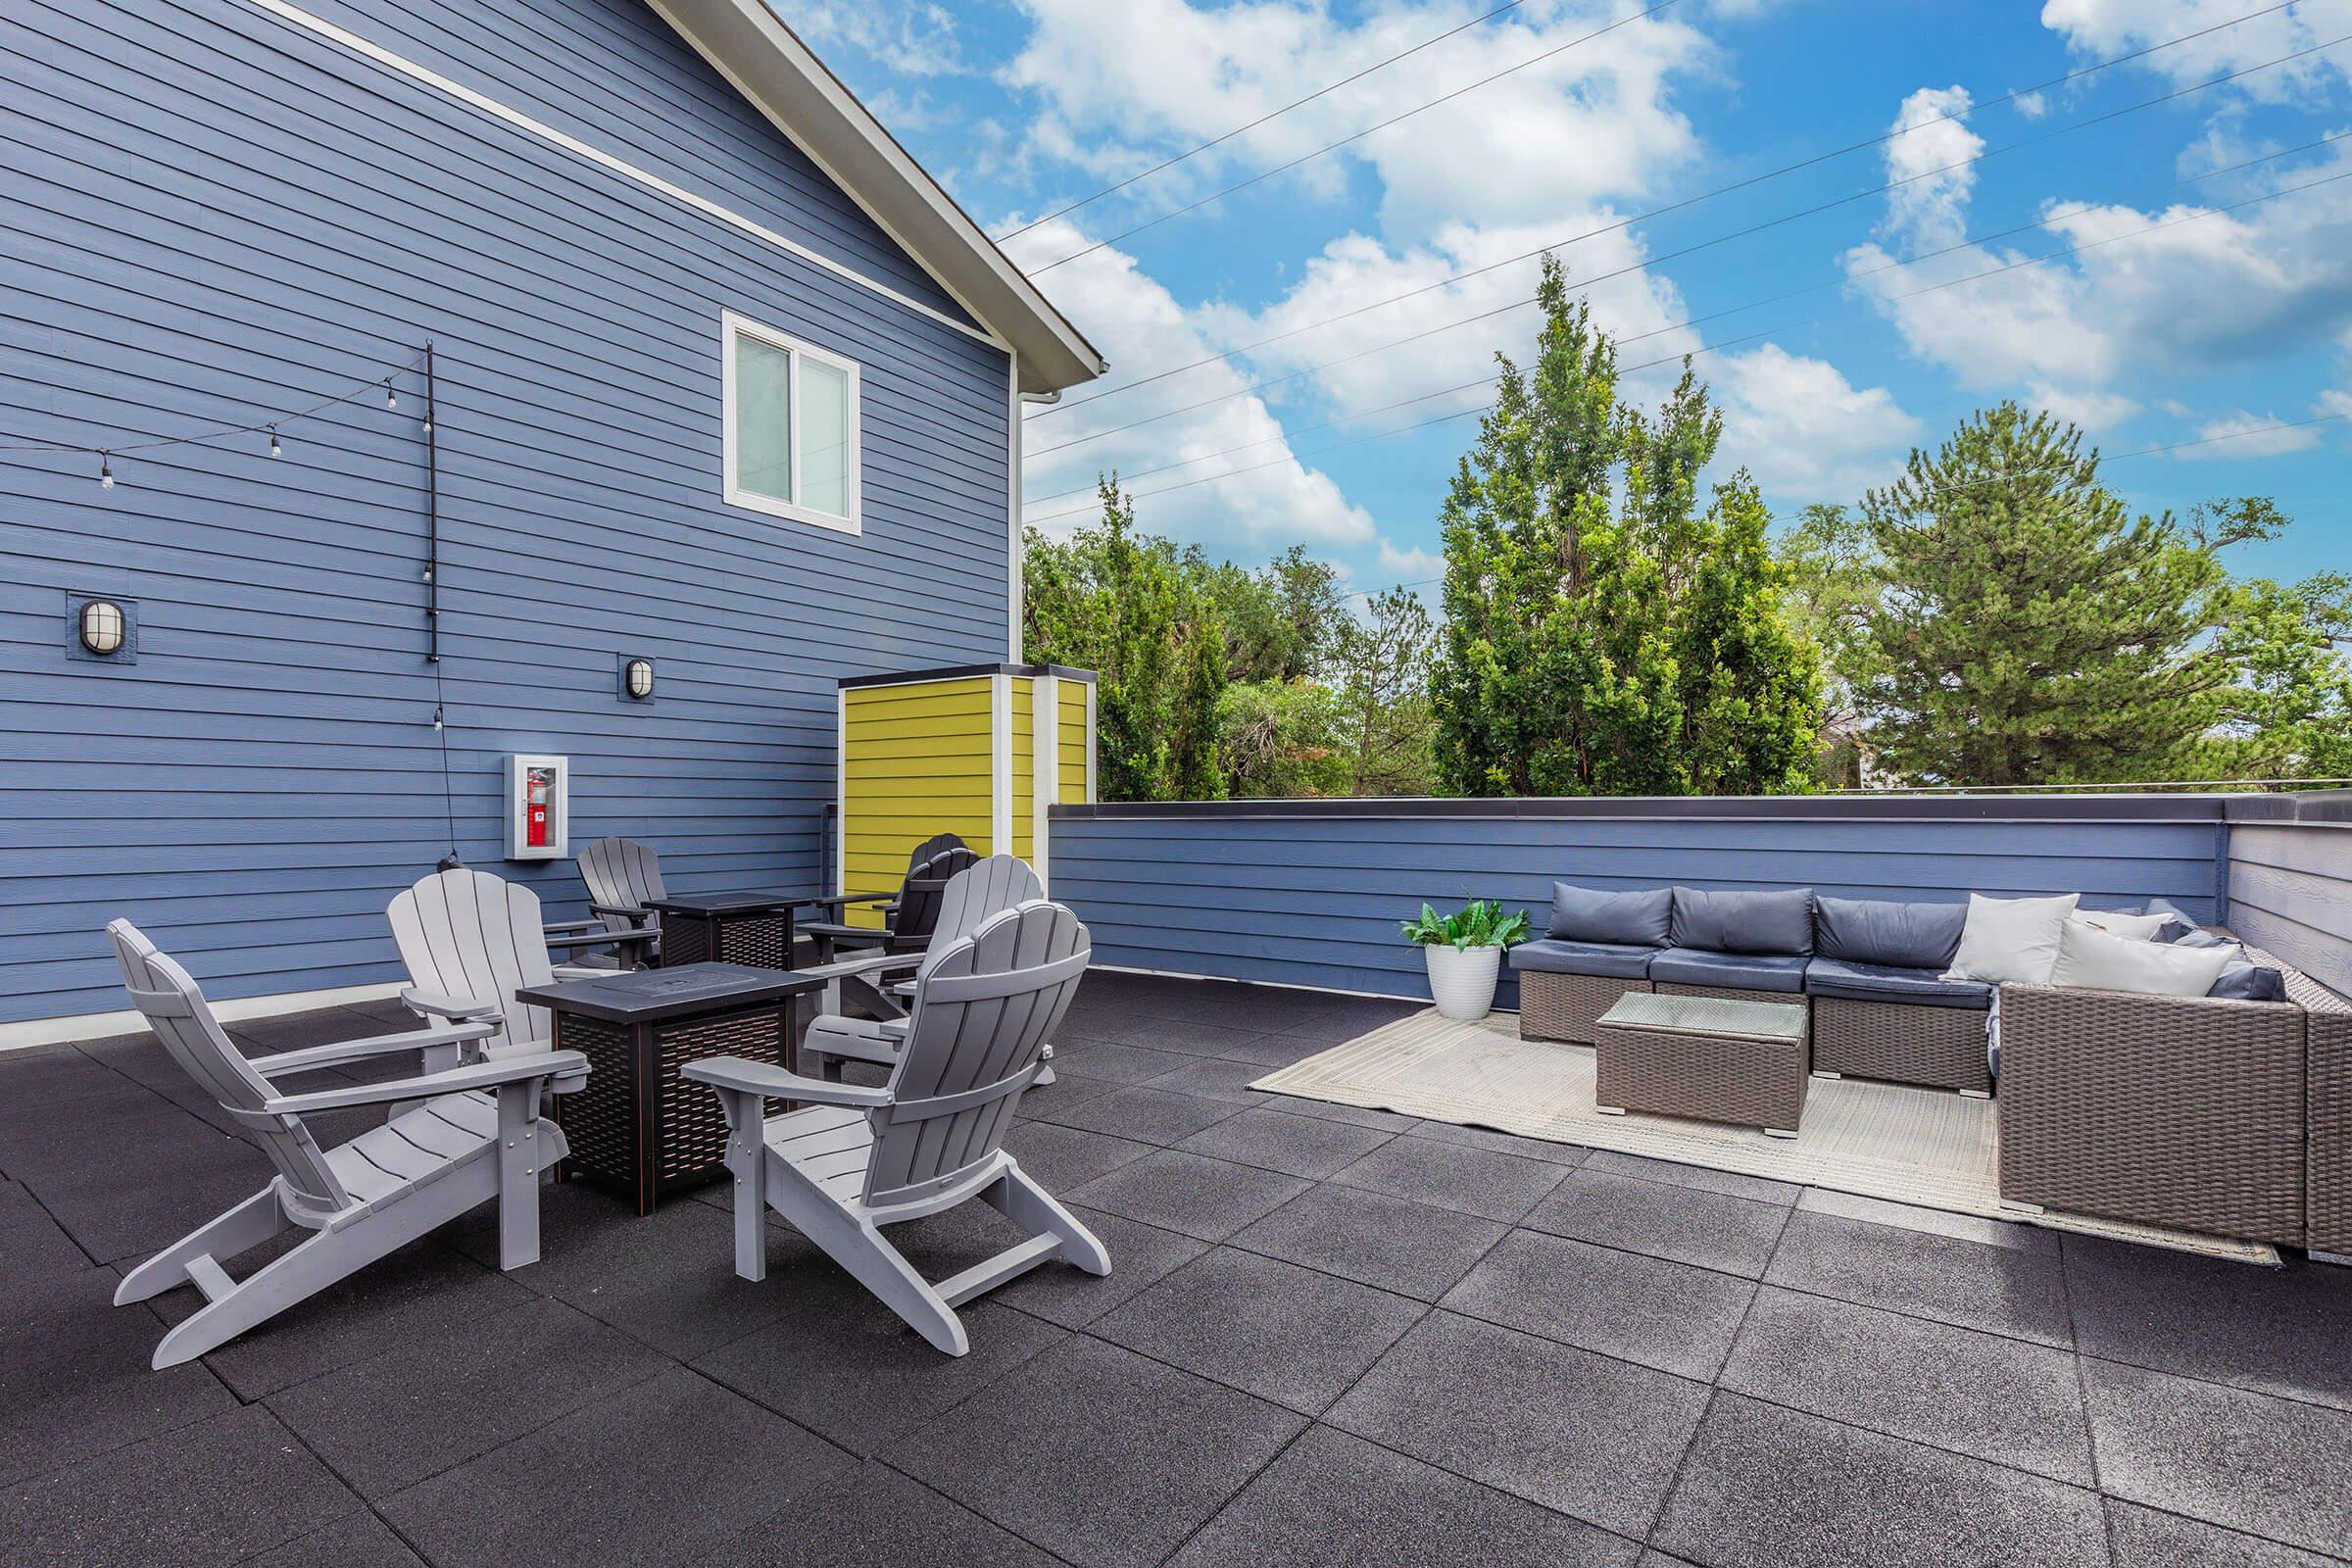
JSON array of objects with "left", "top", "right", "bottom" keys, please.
[{"left": 649, "top": 0, "right": 1107, "bottom": 394}]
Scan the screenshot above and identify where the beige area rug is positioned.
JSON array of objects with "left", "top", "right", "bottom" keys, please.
[{"left": 1254, "top": 1007, "right": 2278, "bottom": 1264}]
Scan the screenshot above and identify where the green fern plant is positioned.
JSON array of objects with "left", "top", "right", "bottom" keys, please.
[{"left": 1399, "top": 898, "right": 1531, "bottom": 952}]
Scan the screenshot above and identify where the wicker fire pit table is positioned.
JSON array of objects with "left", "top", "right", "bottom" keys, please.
[{"left": 1593, "top": 991, "right": 1811, "bottom": 1138}]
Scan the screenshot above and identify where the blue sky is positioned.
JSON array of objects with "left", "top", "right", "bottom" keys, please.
[{"left": 793, "top": 0, "right": 2352, "bottom": 591}]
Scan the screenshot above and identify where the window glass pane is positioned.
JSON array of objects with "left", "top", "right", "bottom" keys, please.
[
  {"left": 799, "top": 357, "right": 852, "bottom": 518},
  {"left": 733, "top": 333, "right": 793, "bottom": 504}
]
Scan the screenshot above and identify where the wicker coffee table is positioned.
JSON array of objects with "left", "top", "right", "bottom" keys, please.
[
  {"left": 1594, "top": 992, "right": 1811, "bottom": 1137},
  {"left": 514, "top": 962, "right": 822, "bottom": 1214}
]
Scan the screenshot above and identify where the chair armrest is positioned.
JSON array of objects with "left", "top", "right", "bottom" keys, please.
[
  {"left": 590, "top": 903, "right": 654, "bottom": 922},
  {"left": 250, "top": 1020, "right": 499, "bottom": 1077},
  {"left": 800, "top": 920, "right": 885, "bottom": 946},
  {"left": 263, "top": 1051, "right": 590, "bottom": 1115},
  {"left": 551, "top": 963, "right": 608, "bottom": 983},
  {"left": 403, "top": 988, "right": 502, "bottom": 1023},
  {"left": 682, "top": 1055, "right": 893, "bottom": 1107},
  {"left": 800, "top": 951, "right": 920, "bottom": 985},
  {"left": 543, "top": 924, "right": 656, "bottom": 952},
  {"left": 542, "top": 917, "right": 608, "bottom": 935}
]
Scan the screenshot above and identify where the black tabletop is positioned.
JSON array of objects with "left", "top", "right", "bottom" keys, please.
[
  {"left": 645, "top": 892, "right": 806, "bottom": 916},
  {"left": 514, "top": 961, "right": 821, "bottom": 1023}
]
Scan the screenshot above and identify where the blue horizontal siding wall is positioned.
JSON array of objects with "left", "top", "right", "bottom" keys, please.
[
  {"left": 0, "top": 0, "right": 1013, "bottom": 1022},
  {"left": 2224, "top": 793, "right": 2352, "bottom": 997},
  {"left": 1047, "top": 799, "right": 2232, "bottom": 1004}
]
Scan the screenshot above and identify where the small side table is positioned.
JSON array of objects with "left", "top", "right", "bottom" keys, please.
[
  {"left": 515, "top": 962, "right": 822, "bottom": 1213},
  {"left": 645, "top": 893, "right": 800, "bottom": 969},
  {"left": 1593, "top": 992, "right": 1810, "bottom": 1137}
]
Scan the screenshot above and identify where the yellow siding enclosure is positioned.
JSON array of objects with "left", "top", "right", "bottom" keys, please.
[{"left": 838, "top": 663, "right": 1097, "bottom": 924}]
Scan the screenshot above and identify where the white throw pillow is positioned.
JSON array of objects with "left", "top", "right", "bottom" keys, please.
[
  {"left": 2070, "top": 909, "right": 2169, "bottom": 942},
  {"left": 1941, "top": 892, "right": 2081, "bottom": 986},
  {"left": 2047, "top": 919, "right": 2234, "bottom": 998}
]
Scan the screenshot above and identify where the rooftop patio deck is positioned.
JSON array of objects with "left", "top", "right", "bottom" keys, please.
[{"left": 5, "top": 969, "right": 2348, "bottom": 1568}]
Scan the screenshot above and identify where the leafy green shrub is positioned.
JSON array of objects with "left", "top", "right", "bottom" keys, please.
[{"left": 1399, "top": 899, "right": 1531, "bottom": 951}]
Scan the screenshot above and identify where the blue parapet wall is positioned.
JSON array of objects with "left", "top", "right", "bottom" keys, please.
[{"left": 1046, "top": 795, "right": 2248, "bottom": 1005}]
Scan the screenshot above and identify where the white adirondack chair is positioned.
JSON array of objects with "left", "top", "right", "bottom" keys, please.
[
  {"left": 799, "top": 855, "right": 1050, "bottom": 1082},
  {"left": 387, "top": 868, "right": 604, "bottom": 1062},
  {"left": 684, "top": 900, "right": 1106, "bottom": 1356},
  {"left": 106, "top": 919, "right": 587, "bottom": 1370}
]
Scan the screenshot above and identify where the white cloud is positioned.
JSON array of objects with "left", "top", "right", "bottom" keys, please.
[
  {"left": 1375, "top": 537, "right": 1445, "bottom": 582},
  {"left": 791, "top": 0, "right": 967, "bottom": 77},
  {"left": 2038, "top": 0, "right": 2348, "bottom": 103},
  {"left": 1710, "top": 344, "right": 1922, "bottom": 501},
  {"left": 1879, "top": 86, "right": 1982, "bottom": 250},
  {"left": 1845, "top": 86, "right": 2352, "bottom": 427},
  {"left": 2013, "top": 89, "right": 2049, "bottom": 119},
  {"left": 2177, "top": 409, "right": 2325, "bottom": 459},
  {"left": 1004, "top": 0, "right": 1713, "bottom": 239},
  {"left": 1009, "top": 219, "right": 1376, "bottom": 550}
]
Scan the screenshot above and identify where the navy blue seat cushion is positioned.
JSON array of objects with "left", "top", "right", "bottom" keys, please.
[
  {"left": 1648, "top": 949, "right": 1809, "bottom": 994},
  {"left": 1669, "top": 887, "right": 1815, "bottom": 956},
  {"left": 1509, "top": 939, "right": 1656, "bottom": 980},
  {"left": 1813, "top": 896, "right": 1964, "bottom": 971},
  {"left": 1804, "top": 957, "right": 1992, "bottom": 1011},
  {"left": 1545, "top": 883, "right": 1672, "bottom": 947},
  {"left": 2172, "top": 931, "right": 2287, "bottom": 1000}
]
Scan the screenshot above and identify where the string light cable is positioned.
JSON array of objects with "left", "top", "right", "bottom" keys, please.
[
  {"left": 1, "top": 347, "right": 432, "bottom": 485},
  {"left": 996, "top": 0, "right": 1539, "bottom": 242},
  {"left": 1030, "top": 0, "right": 2314, "bottom": 413},
  {"left": 1021, "top": 125, "right": 2352, "bottom": 503}
]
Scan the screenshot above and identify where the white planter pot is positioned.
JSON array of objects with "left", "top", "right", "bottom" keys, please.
[{"left": 1423, "top": 944, "right": 1502, "bottom": 1021}]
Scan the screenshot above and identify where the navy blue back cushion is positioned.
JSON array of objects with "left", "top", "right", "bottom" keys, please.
[
  {"left": 1814, "top": 896, "right": 1966, "bottom": 970},
  {"left": 1546, "top": 883, "right": 1672, "bottom": 947},
  {"left": 1669, "top": 887, "right": 1815, "bottom": 956}
]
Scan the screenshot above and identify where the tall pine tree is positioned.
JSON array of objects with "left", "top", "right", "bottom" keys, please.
[
  {"left": 1431, "top": 256, "right": 1824, "bottom": 797},
  {"left": 1854, "top": 405, "right": 2230, "bottom": 786}
]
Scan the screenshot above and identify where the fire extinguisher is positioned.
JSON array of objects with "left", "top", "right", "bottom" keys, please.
[{"left": 525, "top": 766, "right": 552, "bottom": 849}]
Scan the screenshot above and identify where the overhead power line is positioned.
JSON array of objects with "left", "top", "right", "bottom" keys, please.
[
  {"left": 1021, "top": 107, "right": 2352, "bottom": 488},
  {"left": 1031, "top": 0, "right": 2308, "bottom": 415},
  {"left": 1024, "top": 0, "right": 1688, "bottom": 275},
  {"left": 996, "top": 0, "right": 1536, "bottom": 243},
  {"left": 1019, "top": 166, "right": 2352, "bottom": 527}
]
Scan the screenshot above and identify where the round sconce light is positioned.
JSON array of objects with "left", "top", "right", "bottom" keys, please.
[
  {"left": 622, "top": 658, "right": 656, "bottom": 700},
  {"left": 77, "top": 598, "right": 127, "bottom": 657}
]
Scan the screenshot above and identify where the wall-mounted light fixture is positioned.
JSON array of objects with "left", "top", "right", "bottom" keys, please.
[
  {"left": 619, "top": 656, "right": 656, "bottom": 702},
  {"left": 67, "top": 592, "right": 137, "bottom": 663}
]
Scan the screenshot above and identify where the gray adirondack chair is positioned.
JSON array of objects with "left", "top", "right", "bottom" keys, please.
[
  {"left": 801, "top": 842, "right": 980, "bottom": 962},
  {"left": 106, "top": 919, "right": 587, "bottom": 1370},
  {"left": 387, "top": 868, "right": 604, "bottom": 1061},
  {"left": 568, "top": 836, "right": 665, "bottom": 969},
  {"left": 800, "top": 854, "right": 1045, "bottom": 1078},
  {"left": 683, "top": 899, "right": 1105, "bottom": 1356}
]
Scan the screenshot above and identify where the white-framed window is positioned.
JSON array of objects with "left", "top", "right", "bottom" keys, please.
[{"left": 721, "top": 310, "right": 861, "bottom": 532}]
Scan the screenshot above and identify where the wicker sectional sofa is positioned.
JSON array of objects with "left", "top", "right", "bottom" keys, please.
[{"left": 1510, "top": 880, "right": 2352, "bottom": 1253}]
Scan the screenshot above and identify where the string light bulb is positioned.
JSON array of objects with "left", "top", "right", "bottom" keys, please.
[
  {"left": 385, "top": 380, "right": 398, "bottom": 411},
  {"left": 99, "top": 450, "right": 113, "bottom": 489},
  {"left": 268, "top": 426, "right": 281, "bottom": 458},
  {"left": 432, "top": 707, "right": 445, "bottom": 731}
]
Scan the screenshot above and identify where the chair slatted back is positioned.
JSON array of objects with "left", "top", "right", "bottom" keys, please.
[
  {"left": 864, "top": 901, "right": 1089, "bottom": 1207},
  {"left": 577, "top": 837, "right": 665, "bottom": 938},
  {"left": 106, "top": 919, "right": 348, "bottom": 1215},
  {"left": 388, "top": 869, "right": 556, "bottom": 1054},
  {"left": 916, "top": 856, "right": 1044, "bottom": 985},
  {"left": 887, "top": 846, "right": 981, "bottom": 955},
  {"left": 906, "top": 832, "right": 967, "bottom": 873}
]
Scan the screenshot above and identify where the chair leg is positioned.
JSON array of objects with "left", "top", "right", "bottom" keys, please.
[
  {"left": 494, "top": 1084, "right": 544, "bottom": 1271},
  {"left": 986, "top": 1159, "right": 1110, "bottom": 1277},
  {"left": 770, "top": 1177, "right": 968, "bottom": 1356},
  {"left": 115, "top": 1186, "right": 284, "bottom": 1306}
]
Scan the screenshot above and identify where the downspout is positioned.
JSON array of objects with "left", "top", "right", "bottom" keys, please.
[{"left": 1009, "top": 381, "right": 1066, "bottom": 662}]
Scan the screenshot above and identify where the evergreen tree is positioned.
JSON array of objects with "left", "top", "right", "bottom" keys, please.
[
  {"left": 1854, "top": 406, "right": 2231, "bottom": 785},
  {"left": 1332, "top": 585, "right": 1439, "bottom": 796},
  {"left": 1430, "top": 256, "right": 1824, "bottom": 796},
  {"left": 1022, "top": 478, "right": 1228, "bottom": 801}
]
